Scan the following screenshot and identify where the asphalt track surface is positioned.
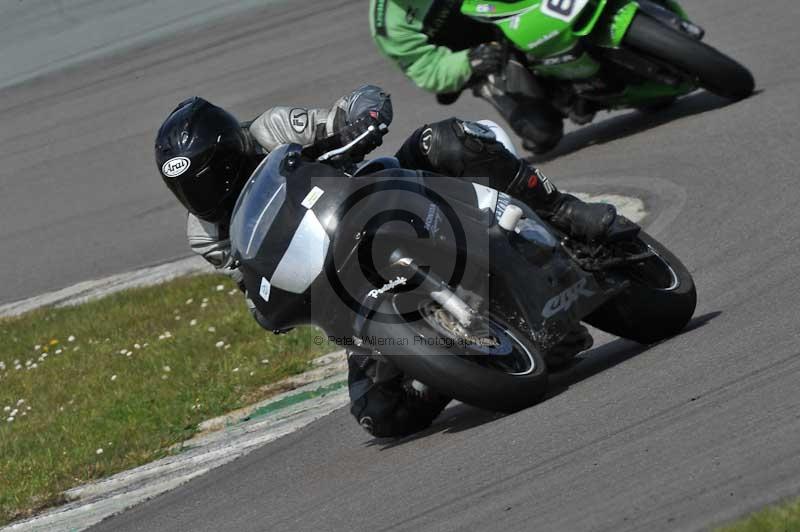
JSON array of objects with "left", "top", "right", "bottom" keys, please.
[{"left": 3, "top": 0, "right": 800, "bottom": 530}]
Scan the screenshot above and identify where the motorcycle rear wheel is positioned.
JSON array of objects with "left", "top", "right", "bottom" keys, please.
[
  {"left": 584, "top": 231, "right": 697, "bottom": 344},
  {"left": 624, "top": 14, "right": 755, "bottom": 101},
  {"left": 363, "top": 295, "right": 548, "bottom": 412}
]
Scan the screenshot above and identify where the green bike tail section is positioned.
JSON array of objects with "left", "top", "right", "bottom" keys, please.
[
  {"left": 461, "top": 0, "right": 612, "bottom": 79},
  {"left": 461, "top": 0, "right": 694, "bottom": 106}
]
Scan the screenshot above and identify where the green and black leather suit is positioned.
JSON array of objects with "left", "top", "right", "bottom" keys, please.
[
  {"left": 370, "top": 0, "right": 564, "bottom": 151},
  {"left": 371, "top": 0, "right": 495, "bottom": 93}
]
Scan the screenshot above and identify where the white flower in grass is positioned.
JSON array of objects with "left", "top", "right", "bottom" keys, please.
[
  {"left": 6, "top": 417, "right": 13, "bottom": 423},
  {"left": 249, "top": 371, "right": 255, "bottom": 377},
  {"left": 232, "top": 367, "right": 239, "bottom": 373},
  {"left": 161, "top": 374, "right": 168, "bottom": 380},
  {"left": 96, "top": 448, "right": 103, "bottom": 455},
  {"left": 111, "top": 375, "right": 117, "bottom": 382},
  {"left": 119, "top": 349, "right": 128, "bottom": 355},
  {"left": 185, "top": 298, "right": 194, "bottom": 305},
  {"left": 224, "top": 344, "right": 231, "bottom": 350},
  {"left": 15, "top": 365, "right": 22, "bottom": 371},
  {"left": 55, "top": 349, "right": 62, "bottom": 355},
  {"left": 261, "top": 359, "right": 270, "bottom": 365},
  {"left": 143, "top": 343, "right": 149, "bottom": 348},
  {"left": 163, "top": 366, "right": 171, "bottom": 372},
  {"left": 207, "top": 326, "right": 216, "bottom": 333},
  {"left": 201, "top": 302, "right": 208, "bottom": 309},
  {"left": 29, "top": 363, "right": 38, "bottom": 369},
  {"left": 13, "top": 359, "right": 19, "bottom": 365},
  {"left": 134, "top": 344, "right": 141, "bottom": 350},
  {"left": 189, "top": 319, "right": 198, "bottom": 326},
  {"left": 202, "top": 298, "right": 209, "bottom": 303},
  {"left": 21, "top": 412, "right": 26, "bottom": 417},
  {"left": 215, "top": 284, "right": 225, "bottom": 292},
  {"left": 215, "top": 341, "right": 225, "bottom": 349},
  {"left": 26, "top": 406, "right": 31, "bottom": 411},
  {"left": 126, "top": 352, "right": 132, "bottom": 358},
  {"left": 228, "top": 289, "right": 238, "bottom": 296},
  {"left": 175, "top": 316, "right": 181, "bottom": 321},
  {"left": 16, "top": 399, "right": 24, "bottom": 406},
  {"left": 73, "top": 346, "right": 80, "bottom": 352},
  {"left": 10, "top": 409, "right": 18, "bottom": 417},
  {"left": 68, "top": 336, "right": 76, "bottom": 342},
  {"left": 34, "top": 344, "right": 41, "bottom": 350},
  {"left": 3, "top": 406, "right": 9, "bottom": 412},
  {"left": 25, "top": 360, "right": 32, "bottom": 367}
]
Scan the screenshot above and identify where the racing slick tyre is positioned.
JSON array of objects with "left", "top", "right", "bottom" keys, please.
[
  {"left": 363, "top": 294, "right": 548, "bottom": 412},
  {"left": 635, "top": 96, "right": 677, "bottom": 113},
  {"left": 624, "top": 14, "right": 755, "bottom": 101},
  {"left": 583, "top": 231, "right": 697, "bottom": 344}
]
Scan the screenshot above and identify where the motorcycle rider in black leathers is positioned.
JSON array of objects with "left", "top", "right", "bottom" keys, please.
[{"left": 155, "top": 85, "right": 614, "bottom": 438}]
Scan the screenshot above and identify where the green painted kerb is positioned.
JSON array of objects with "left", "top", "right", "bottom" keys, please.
[{"left": 244, "top": 380, "right": 348, "bottom": 421}]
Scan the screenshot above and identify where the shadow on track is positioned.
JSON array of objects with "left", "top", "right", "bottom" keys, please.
[
  {"left": 528, "top": 91, "right": 740, "bottom": 164},
  {"left": 369, "top": 311, "right": 721, "bottom": 449},
  {"left": 549, "top": 310, "right": 722, "bottom": 392}
]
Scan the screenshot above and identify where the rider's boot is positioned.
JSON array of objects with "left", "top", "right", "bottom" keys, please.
[{"left": 506, "top": 161, "right": 617, "bottom": 243}]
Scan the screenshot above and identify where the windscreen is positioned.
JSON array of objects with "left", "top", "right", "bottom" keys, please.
[{"left": 229, "top": 144, "right": 299, "bottom": 261}]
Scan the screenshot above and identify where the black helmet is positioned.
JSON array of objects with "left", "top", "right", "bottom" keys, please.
[{"left": 155, "top": 97, "right": 257, "bottom": 223}]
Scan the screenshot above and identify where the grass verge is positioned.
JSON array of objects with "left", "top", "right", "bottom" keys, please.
[
  {"left": 717, "top": 498, "right": 800, "bottom": 532},
  {"left": 0, "top": 274, "right": 328, "bottom": 526}
]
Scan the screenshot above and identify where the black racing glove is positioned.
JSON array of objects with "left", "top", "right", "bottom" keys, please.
[
  {"left": 335, "top": 114, "right": 388, "bottom": 161},
  {"left": 305, "top": 85, "right": 393, "bottom": 163},
  {"left": 468, "top": 43, "right": 505, "bottom": 79},
  {"left": 332, "top": 85, "right": 392, "bottom": 161}
]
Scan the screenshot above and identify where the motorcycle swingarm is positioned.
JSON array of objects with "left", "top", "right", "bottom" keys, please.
[
  {"left": 594, "top": 45, "right": 686, "bottom": 87},
  {"left": 560, "top": 236, "right": 654, "bottom": 272}
]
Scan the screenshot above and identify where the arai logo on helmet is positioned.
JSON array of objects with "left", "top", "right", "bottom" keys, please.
[{"left": 162, "top": 157, "right": 191, "bottom": 178}]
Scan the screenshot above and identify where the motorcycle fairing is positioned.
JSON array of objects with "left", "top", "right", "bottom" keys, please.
[{"left": 230, "top": 146, "right": 626, "bottom": 348}]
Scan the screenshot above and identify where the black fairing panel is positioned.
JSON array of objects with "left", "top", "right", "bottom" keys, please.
[{"left": 233, "top": 147, "right": 616, "bottom": 342}]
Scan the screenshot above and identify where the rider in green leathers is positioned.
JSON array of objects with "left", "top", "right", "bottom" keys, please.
[{"left": 370, "top": 0, "right": 564, "bottom": 153}]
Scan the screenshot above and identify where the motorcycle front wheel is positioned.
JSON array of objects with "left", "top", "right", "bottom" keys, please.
[
  {"left": 624, "top": 14, "right": 755, "bottom": 101},
  {"left": 363, "top": 294, "right": 548, "bottom": 412}
]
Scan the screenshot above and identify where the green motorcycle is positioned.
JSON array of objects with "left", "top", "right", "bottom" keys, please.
[{"left": 460, "top": 0, "right": 754, "bottom": 141}]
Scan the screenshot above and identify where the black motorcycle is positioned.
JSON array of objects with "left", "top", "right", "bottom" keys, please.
[{"left": 229, "top": 142, "right": 696, "bottom": 412}]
